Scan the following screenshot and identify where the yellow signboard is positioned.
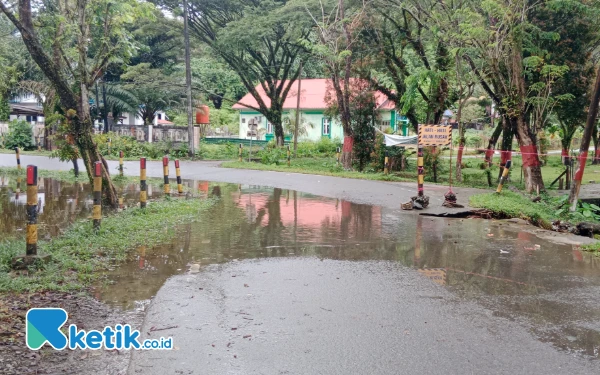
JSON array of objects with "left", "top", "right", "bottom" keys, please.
[
  {"left": 418, "top": 268, "right": 447, "bottom": 286},
  {"left": 418, "top": 125, "right": 452, "bottom": 146}
]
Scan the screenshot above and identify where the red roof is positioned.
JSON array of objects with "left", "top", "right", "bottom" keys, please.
[
  {"left": 156, "top": 119, "right": 174, "bottom": 125},
  {"left": 232, "top": 78, "right": 395, "bottom": 111}
]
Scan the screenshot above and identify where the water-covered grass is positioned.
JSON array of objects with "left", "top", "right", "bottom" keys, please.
[{"left": 0, "top": 197, "right": 217, "bottom": 292}]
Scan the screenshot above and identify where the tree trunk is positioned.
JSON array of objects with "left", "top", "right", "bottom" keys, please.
[
  {"left": 592, "top": 126, "right": 599, "bottom": 165},
  {"left": 485, "top": 121, "right": 503, "bottom": 167},
  {"left": 1, "top": 0, "right": 118, "bottom": 207},
  {"left": 514, "top": 115, "right": 545, "bottom": 193},
  {"left": 569, "top": 66, "right": 600, "bottom": 209},
  {"left": 498, "top": 117, "right": 514, "bottom": 181},
  {"left": 341, "top": 136, "right": 353, "bottom": 170},
  {"left": 72, "top": 114, "right": 119, "bottom": 207},
  {"left": 456, "top": 126, "right": 464, "bottom": 183},
  {"left": 268, "top": 107, "right": 285, "bottom": 147}
]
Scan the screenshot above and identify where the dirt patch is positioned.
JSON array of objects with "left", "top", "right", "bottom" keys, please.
[{"left": 0, "top": 292, "right": 142, "bottom": 375}]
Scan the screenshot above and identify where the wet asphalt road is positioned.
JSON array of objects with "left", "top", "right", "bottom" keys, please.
[
  {"left": 3, "top": 154, "right": 600, "bottom": 374},
  {"left": 129, "top": 259, "right": 600, "bottom": 375}
]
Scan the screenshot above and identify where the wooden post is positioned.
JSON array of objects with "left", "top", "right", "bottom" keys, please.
[
  {"left": 26, "top": 165, "right": 38, "bottom": 255},
  {"left": 119, "top": 151, "right": 124, "bottom": 177},
  {"left": 287, "top": 145, "right": 291, "bottom": 167},
  {"left": 140, "top": 158, "right": 147, "bottom": 208},
  {"left": 496, "top": 160, "right": 512, "bottom": 193},
  {"left": 163, "top": 156, "right": 170, "bottom": 195},
  {"left": 384, "top": 150, "right": 389, "bottom": 175},
  {"left": 175, "top": 159, "right": 183, "bottom": 194},
  {"left": 336, "top": 147, "right": 340, "bottom": 165},
  {"left": 11, "top": 164, "right": 51, "bottom": 269},
  {"left": 108, "top": 137, "right": 112, "bottom": 155},
  {"left": 239, "top": 144, "right": 243, "bottom": 162},
  {"left": 15, "top": 147, "right": 21, "bottom": 170},
  {"left": 93, "top": 162, "right": 102, "bottom": 232},
  {"left": 417, "top": 145, "right": 424, "bottom": 197}
]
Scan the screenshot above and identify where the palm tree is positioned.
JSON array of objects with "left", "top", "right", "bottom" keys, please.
[{"left": 284, "top": 110, "right": 314, "bottom": 145}]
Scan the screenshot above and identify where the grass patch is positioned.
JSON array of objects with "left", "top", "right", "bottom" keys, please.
[
  {"left": 0, "top": 197, "right": 217, "bottom": 292},
  {"left": 222, "top": 159, "right": 414, "bottom": 182},
  {"left": 469, "top": 191, "right": 555, "bottom": 228},
  {"left": 0, "top": 148, "right": 53, "bottom": 157},
  {"left": 581, "top": 242, "right": 600, "bottom": 253}
]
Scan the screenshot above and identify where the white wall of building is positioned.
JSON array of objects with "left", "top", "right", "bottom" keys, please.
[
  {"left": 238, "top": 110, "right": 344, "bottom": 142},
  {"left": 116, "top": 111, "right": 168, "bottom": 126}
]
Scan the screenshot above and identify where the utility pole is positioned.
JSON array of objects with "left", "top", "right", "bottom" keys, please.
[
  {"left": 183, "top": 0, "right": 195, "bottom": 157},
  {"left": 294, "top": 61, "right": 302, "bottom": 157}
]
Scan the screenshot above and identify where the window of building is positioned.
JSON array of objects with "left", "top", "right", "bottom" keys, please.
[
  {"left": 322, "top": 118, "right": 331, "bottom": 136},
  {"left": 267, "top": 121, "right": 273, "bottom": 134},
  {"left": 242, "top": 118, "right": 246, "bottom": 124},
  {"left": 158, "top": 113, "right": 162, "bottom": 120}
]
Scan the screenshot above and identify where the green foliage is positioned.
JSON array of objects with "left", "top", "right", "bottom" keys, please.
[
  {"left": 4, "top": 120, "right": 34, "bottom": 150},
  {"left": 370, "top": 133, "right": 410, "bottom": 172},
  {"left": 552, "top": 195, "right": 600, "bottom": 222},
  {"left": 452, "top": 129, "right": 486, "bottom": 149},
  {"left": 191, "top": 57, "right": 246, "bottom": 109},
  {"left": 94, "top": 132, "right": 188, "bottom": 159},
  {"left": 258, "top": 147, "right": 287, "bottom": 165},
  {"left": 121, "top": 63, "right": 182, "bottom": 125},
  {"left": 0, "top": 198, "right": 217, "bottom": 292},
  {"left": 351, "top": 86, "right": 377, "bottom": 171},
  {"left": 0, "top": 94, "right": 9, "bottom": 121}
]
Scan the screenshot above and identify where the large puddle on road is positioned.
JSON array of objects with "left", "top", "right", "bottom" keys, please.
[{"left": 1, "top": 177, "right": 600, "bottom": 359}]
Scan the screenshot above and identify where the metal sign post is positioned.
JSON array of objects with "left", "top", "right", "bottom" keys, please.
[{"left": 247, "top": 118, "right": 259, "bottom": 162}]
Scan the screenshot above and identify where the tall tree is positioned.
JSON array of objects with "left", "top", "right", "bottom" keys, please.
[
  {"left": 365, "top": 0, "right": 452, "bottom": 131},
  {"left": 455, "top": 0, "right": 546, "bottom": 192},
  {"left": 296, "top": 0, "right": 367, "bottom": 168},
  {"left": 121, "top": 63, "right": 182, "bottom": 126},
  {"left": 165, "top": 0, "right": 311, "bottom": 147},
  {"left": 0, "top": 0, "right": 154, "bottom": 206}
]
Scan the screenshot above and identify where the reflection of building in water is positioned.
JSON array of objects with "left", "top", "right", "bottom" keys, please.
[
  {"left": 10, "top": 192, "right": 46, "bottom": 213},
  {"left": 235, "top": 190, "right": 382, "bottom": 239}
]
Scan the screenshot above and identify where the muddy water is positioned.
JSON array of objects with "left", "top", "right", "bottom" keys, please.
[{"left": 1, "top": 177, "right": 600, "bottom": 359}]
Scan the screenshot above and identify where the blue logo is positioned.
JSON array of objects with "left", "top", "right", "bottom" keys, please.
[
  {"left": 26, "top": 308, "right": 172, "bottom": 351},
  {"left": 26, "top": 308, "right": 69, "bottom": 350}
]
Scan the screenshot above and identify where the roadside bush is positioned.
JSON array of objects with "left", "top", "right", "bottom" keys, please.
[
  {"left": 315, "top": 137, "right": 338, "bottom": 155},
  {"left": 370, "top": 133, "right": 409, "bottom": 172},
  {"left": 94, "top": 133, "right": 190, "bottom": 159},
  {"left": 4, "top": 120, "right": 34, "bottom": 150},
  {"left": 258, "top": 147, "right": 286, "bottom": 165}
]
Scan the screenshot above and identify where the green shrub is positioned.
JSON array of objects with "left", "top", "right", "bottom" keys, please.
[
  {"left": 4, "top": 120, "right": 34, "bottom": 150},
  {"left": 258, "top": 147, "right": 286, "bottom": 165},
  {"left": 94, "top": 132, "right": 191, "bottom": 159}
]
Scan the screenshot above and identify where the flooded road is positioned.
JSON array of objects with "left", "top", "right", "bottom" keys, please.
[{"left": 1, "top": 173, "right": 600, "bottom": 373}]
